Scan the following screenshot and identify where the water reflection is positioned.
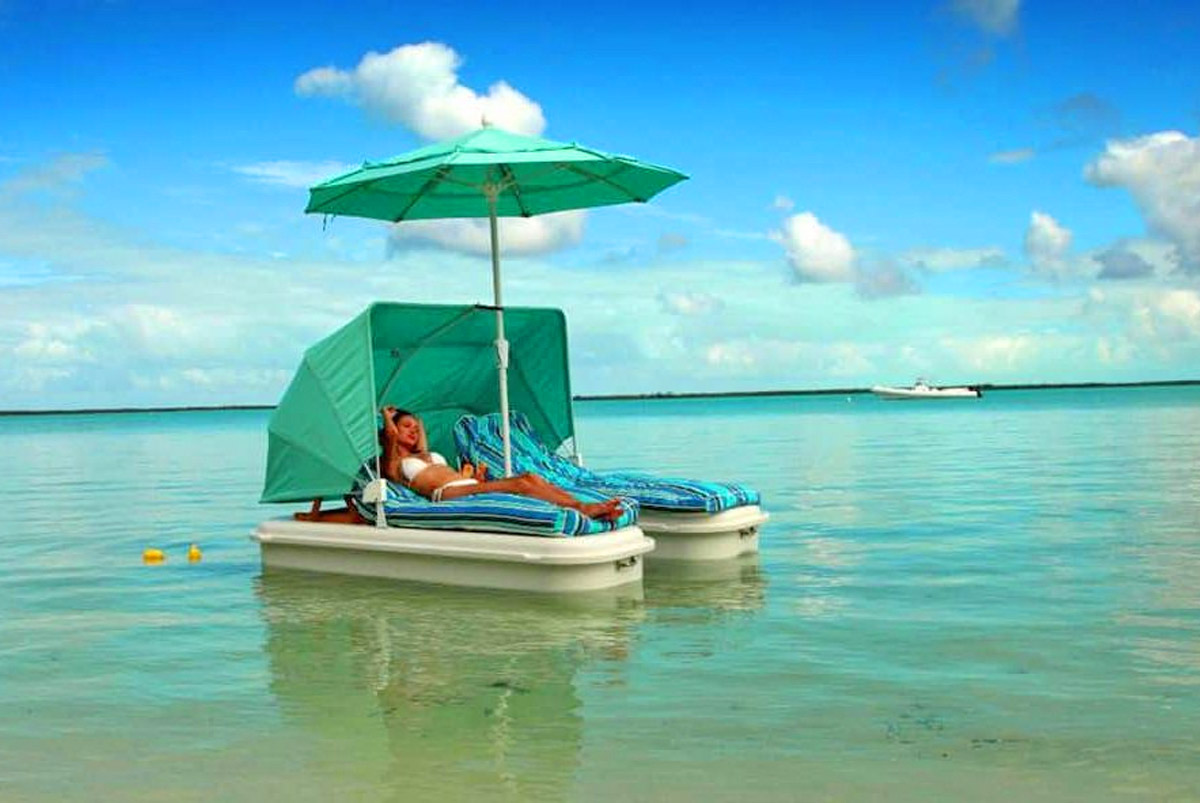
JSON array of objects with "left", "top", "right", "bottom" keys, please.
[
  {"left": 256, "top": 573, "right": 644, "bottom": 802},
  {"left": 643, "top": 556, "right": 767, "bottom": 613}
]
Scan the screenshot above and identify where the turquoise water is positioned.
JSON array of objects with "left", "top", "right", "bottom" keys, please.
[{"left": 1, "top": 388, "right": 1198, "bottom": 801}]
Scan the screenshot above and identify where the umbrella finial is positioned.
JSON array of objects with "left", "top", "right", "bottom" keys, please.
[{"left": 481, "top": 113, "right": 492, "bottom": 128}]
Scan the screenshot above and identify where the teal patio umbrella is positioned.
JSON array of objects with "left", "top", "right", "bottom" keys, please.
[{"left": 306, "top": 126, "right": 687, "bottom": 475}]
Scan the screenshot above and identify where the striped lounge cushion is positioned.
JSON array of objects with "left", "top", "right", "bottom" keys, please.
[
  {"left": 349, "top": 464, "right": 637, "bottom": 537},
  {"left": 454, "top": 412, "right": 762, "bottom": 514}
]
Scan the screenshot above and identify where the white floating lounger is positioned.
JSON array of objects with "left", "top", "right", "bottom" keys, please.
[
  {"left": 455, "top": 412, "right": 769, "bottom": 562},
  {"left": 252, "top": 518, "right": 654, "bottom": 594},
  {"left": 638, "top": 505, "right": 768, "bottom": 561}
]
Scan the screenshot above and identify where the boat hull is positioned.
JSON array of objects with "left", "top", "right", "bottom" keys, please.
[
  {"left": 870, "top": 386, "right": 980, "bottom": 399},
  {"left": 252, "top": 518, "right": 653, "bottom": 593},
  {"left": 638, "top": 505, "right": 768, "bottom": 560}
]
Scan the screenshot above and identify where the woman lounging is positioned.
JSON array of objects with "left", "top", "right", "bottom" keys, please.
[{"left": 379, "top": 406, "right": 624, "bottom": 521}]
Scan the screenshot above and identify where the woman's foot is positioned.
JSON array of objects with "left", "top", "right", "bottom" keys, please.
[{"left": 581, "top": 499, "right": 624, "bottom": 521}]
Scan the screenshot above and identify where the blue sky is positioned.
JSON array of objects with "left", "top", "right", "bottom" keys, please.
[{"left": 1, "top": 0, "right": 1198, "bottom": 408}]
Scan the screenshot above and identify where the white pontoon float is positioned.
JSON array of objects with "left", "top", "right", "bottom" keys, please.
[
  {"left": 254, "top": 518, "right": 651, "bottom": 593},
  {"left": 254, "top": 303, "right": 653, "bottom": 593},
  {"left": 637, "top": 507, "right": 766, "bottom": 560}
]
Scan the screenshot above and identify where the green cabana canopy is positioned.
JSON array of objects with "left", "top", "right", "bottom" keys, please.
[{"left": 261, "top": 302, "right": 575, "bottom": 504}]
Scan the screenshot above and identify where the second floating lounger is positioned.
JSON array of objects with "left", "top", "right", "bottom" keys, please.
[{"left": 455, "top": 412, "right": 768, "bottom": 561}]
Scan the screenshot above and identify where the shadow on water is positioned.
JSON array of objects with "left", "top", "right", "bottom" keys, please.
[{"left": 254, "top": 571, "right": 645, "bottom": 803}]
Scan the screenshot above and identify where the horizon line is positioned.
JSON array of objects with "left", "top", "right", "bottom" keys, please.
[{"left": 2, "top": 379, "right": 1198, "bottom": 417}]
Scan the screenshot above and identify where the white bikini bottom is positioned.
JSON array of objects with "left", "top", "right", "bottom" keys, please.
[{"left": 431, "top": 478, "right": 479, "bottom": 502}]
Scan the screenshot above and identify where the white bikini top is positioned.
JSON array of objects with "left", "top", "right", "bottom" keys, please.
[{"left": 401, "top": 452, "right": 447, "bottom": 483}]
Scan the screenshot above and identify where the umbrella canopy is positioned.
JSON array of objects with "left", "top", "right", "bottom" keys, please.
[
  {"left": 261, "top": 302, "right": 575, "bottom": 504},
  {"left": 305, "top": 126, "right": 688, "bottom": 221},
  {"left": 305, "top": 126, "right": 687, "bottom": 475}
]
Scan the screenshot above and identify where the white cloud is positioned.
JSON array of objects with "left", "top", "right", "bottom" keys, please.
[
  {"left": 855, "top": 263, "right": 920, "bottom": 299},
  {"left": 5, "top": 152, "right": 1200, "bottom": 409},
  {"left": 899, "top": 246, "right": 1007, "bottom": 272},
  {"left": 1084, "top": 130, "right": 1200, "bottom": 273},
  {"left": 940, "top": 333, "right": 1037, "bottom": 370},
  {"left": 12, "top": 321, "right": 94, "bottom": 362},
  {"left": 1134, "top": 289, "right": 1200, "bottom": 340},
  {"left": 704, "top": 341, "right": 760, "bottom": 370},
  {"left": 772, "top": 212, "right": 857, "bottom": 283},
  {"left": 1082, "top": 286, "right": 1200, "bottom": 367},
  {"left": 950, "top": 0, "right": 1021, "bottom": 36},
  {"left": 658, "top": 290, "right": 722, "bottom": 316},
  {"left": 0, "top": 152, "right": 108, "bottom": 199},
  {"left": 233, "top": 160, "right": 358, "bottom": 188},
  {"left": 1095, "top": 335, "right": 1135, "bottom": 366},
  {"left": 1024, "top": 210, "right": 1073, "bottom": 277},
  {"left": 386, "top": 211, "right": 586, "bottom": 257},
  {"left": 772, "top": 195, "right": 795, "bottom": 211},
  {"left": 177, "top": 367, "right": 293, "bottom": 390},
  {"left": 295, "top": 42, "right": 545, "bottom": 139},
  {"left": 703, "top": 338, "right": 874, "bottom": 379},
  {"left": 989, "top": 147, "right": 1034, "bottom": 164},
  {"left": 714, "top": 228, "right": 770, "bottom": 241}
]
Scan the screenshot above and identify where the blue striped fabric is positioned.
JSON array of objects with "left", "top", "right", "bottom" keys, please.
[
  {"left": 454, "top": 413, "right": 762, "bottom": 514},
  {"left": 348, "top": 464, "right": 637, "bottom": 537}
]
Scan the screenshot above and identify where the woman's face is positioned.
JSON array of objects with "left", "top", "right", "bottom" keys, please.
[{"left": 394, "top": 414, "right": 422, "bottom": 451}]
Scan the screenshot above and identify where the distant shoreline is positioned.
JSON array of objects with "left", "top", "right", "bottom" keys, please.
[
  {"left": 577, "top": 378, "right": 1200, "bottom": 402},
  {"left": 2, "top": 379, "right": 1198, "bottom": 417}
]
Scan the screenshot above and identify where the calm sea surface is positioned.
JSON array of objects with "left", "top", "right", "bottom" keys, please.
[{"left": 1, "top": 388, "right": 1198, "bottom": 801}]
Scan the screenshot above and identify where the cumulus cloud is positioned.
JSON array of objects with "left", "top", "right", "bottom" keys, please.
[
  {"left": 1085, "top": 130, "right": 1200, "bottom": 273},
  {"left": 1024, "top": 211, "right": 1073, "bottom": 277},
  {"left": 1082, "top": 285, "right": 1200, "bottom": 372},
  {"left": 12, "top": 320, "right": 97, "bottom": 362},
  {"left": 233, "top": 160, "right": 358, "bottom": 188},
  {"left": 949, "top": 0, "right": 1021, "bottom": 36},
  {"left": 1132, "top": 289, "right": 1200, "bottom": 341},
  {"left": 295, "top": 42, "right": 545, "bottom": 139},
  {"left": 772, "top": 212, "right": 857, "bottom": 283},
  {"left": 385, "top": 211, "right": 586, "bottom": 257}
]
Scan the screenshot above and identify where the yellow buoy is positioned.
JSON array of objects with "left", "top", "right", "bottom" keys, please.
[
  {"left": 142, "top": 548, "right": 165, "bottom": 563},
  {"left": 187, "top": 544, "right": 202, "bottom": 562}
]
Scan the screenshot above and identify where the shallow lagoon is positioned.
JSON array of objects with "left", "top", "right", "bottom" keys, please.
[{"left": 1, "top": 388, "right": 1198, "bottom": 801}]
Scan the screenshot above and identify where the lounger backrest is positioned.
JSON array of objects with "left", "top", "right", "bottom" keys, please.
[{"left": 454, "top": 411, "right": 597, "bottom": 486}]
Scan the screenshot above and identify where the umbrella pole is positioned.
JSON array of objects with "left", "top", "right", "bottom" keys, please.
[{"left": 487, "top": 190, "right": 513, "bottom": 477}]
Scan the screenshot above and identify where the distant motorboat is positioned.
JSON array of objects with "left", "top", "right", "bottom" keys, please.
[{"left": 870, "top": 378, "right": 982, "bottom": 400}]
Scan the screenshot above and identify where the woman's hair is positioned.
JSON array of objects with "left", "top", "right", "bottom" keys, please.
[{"left": 378, "top": 408, "right": 425, "bottom": 453}]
